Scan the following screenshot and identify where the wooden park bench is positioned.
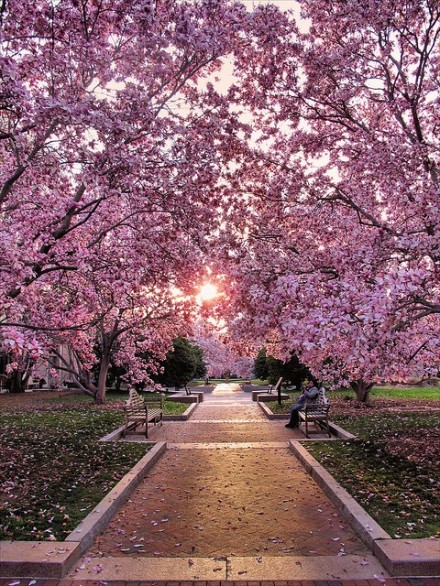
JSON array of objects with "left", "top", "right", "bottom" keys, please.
[
  {"left": 123, "top": 388, "right": 163, "bottom": 438},
  {"left": 299, "top": 388, "right": 331, "bottom": 438}
]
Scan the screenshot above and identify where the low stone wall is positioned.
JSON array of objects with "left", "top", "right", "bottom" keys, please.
[
  {"left": 167, "top": 391, "right": 204, "bottom": 403},
  {"left": 252, "top": 390, "right": 289, "bottom": 402},
  {"left": 257, "top": 401, "right": 289, "bottom": 420},
  {"left": 167, "top": 394, "right": 198, "bottom": 403},
  {"left": 290, "top": 441, "right": 440, "bottom": 577}
]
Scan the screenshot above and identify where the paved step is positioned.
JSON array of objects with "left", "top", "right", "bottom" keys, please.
[
  {"left": 122, "top": 420, "right": 309, "bottom": 443},
  {"left": 67, "top": 554, "right": 389, "bottom": 581},
  {"left": 1, "top": 578, "right": 438, "bottom": 586}
]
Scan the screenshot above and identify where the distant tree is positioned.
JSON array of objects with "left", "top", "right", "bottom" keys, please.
[
  {"left": 253, "top": 348, "right": 269, "bottom": 381},
  {"left": 262, "top": 350, "right": 311, "bottom": 389},
  {"left": 156, "top": 337, "right": 206, "bottom": 390},
  {"left": 192, "top": 344, "right": 207, "bottom": 380}
]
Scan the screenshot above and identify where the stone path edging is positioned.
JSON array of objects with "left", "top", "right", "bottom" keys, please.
[
  {"left": 65, "top": 442, "right": 167, "bottom": 552},
  {"left": 289, "top": 441, "right": 440, "bottom": 577},
  {"left": 164, "top": 402, "right": 198, "bottom": 420},
  {"left": 0, "top": 541, "right": 80, "bottom": 579},
  {"left": 289, "top": 440, "right": 390, "bottom": 549},
  {"left": 257, "top": 401, "right": 288, "bottom": 420}
]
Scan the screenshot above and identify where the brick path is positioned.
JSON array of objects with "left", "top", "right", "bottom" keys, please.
[
  {"left": 65, "top": 387, "right": 398, "bottom": 584},
  {"left": 87, "top": 446, "right": 368, "bottom": 558}
]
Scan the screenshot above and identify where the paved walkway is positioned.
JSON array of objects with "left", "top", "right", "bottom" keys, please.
[{"left": 63, "top": 385, "right": 402, "bottom": 584}]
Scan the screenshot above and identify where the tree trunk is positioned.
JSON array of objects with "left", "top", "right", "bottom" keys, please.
[
  {"left": 95, "top": 349, "right": 111, "bottom": 404},
  {"left": 8, "top": 370, "right": 26, "bottom": 393},
  {"left": 351, "top": 379, "right": 374, "bottom": 402}
]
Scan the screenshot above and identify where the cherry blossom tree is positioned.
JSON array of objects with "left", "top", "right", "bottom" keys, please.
[
  {"left": 0, "top": 0, "right": 252, "bottom": 396},
  {"left": 1, "top": 0, "right": 438, "bottom": 403},
  {"left": 207, "top": 0, "right": 439, "bottom": 401},
  {"left": 192, "top": 318, "right": 253, "bottom": 379}
]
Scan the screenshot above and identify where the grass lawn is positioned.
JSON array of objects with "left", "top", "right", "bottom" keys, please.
[
  {"left": 0, "top": 407, "right": 150, "bottom": 542},
  {"left": 0, "top": 391, "right": 187, "bottom": 541},
  {"left": 40, "top": 390, "right": 189, "bottom": 415},
  {"left": 307, "top": 411, "right": 440, "bottom": 539},
  {"left": 267, "top": 386, "right": 440, "bottom": 413},
  {"left": 370, "top": 385, "right": 440, "bottom": 400},
  {"left": 332, "top": 385, "right": 440, "bottom": 401},
  {"left": 267, "top": 386, "right": 440, "bottom": 539}
]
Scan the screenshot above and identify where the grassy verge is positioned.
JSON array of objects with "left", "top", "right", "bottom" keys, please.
[
  {"left": 265, "top": 389, "right": 440, "bottom": 538},
  {"left": 332, "top": 386, "right": 440, "bottom": 401},
  {"left": 265, "top": 392, "right": 297, "bottom": 414},
  {"left": 0, "top": 408, "right": 151, "bottom": 541},
  {"left": 266, "top": 386, "right": 440, "bottom": 414},
  {"left": 370, "top": 386, "right": 440, "bottom": 400},
  {"left": 41, "top": 391, "right": 188, "bottom": 415},
  {"left": 161, "top": 399, "right": 191, "bottom": 415},
  {"left": 306, "top": 411, "right": 440, "bottom": 539}
]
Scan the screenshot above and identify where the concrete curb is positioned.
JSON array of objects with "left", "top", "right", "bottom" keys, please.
[
  {"left": 167, "top": 394, "right": 198, "bottom": 404},
  {"left": 373, "top": 538, "right": 440, "bottom": 577},
  {"left": 252, "top": 391, "right": 289, "bottom": 402},
  {"left": 257, "top": 401, "right": 288, "bottom": 420},
  {"left": 168, "top": 402, "right": 198, "bottom": 421},
  {"left": 0, "top": 542, "right": 81, "bottom": 579},
  {"left": 65, "top": 442, "right": 166, "bottom": 551},
  {"left": 289, "top": 441, "right": 390, "bottom": 550},
  {"left": 289, "top": 441, "right": 440, "bottom": 577},
  {"left": 0, "top": 442, "right": 167, "bottom": 578},
  {"left": 329, "top": 421, "right": 356, "bottom": 440}
]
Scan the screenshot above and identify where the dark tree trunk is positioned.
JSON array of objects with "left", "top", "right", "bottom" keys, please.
[
  {"left": 7, "top": 370, "right": 29, "bottom": 393},
  {"left": 4, "top": 354, "right": 32, "bottom": 393},
  {"left": 95, "top": 347, "right": 111, "bottom": 405},
  {"left": 351, "top": 379, "right": 374, "bottom": 402}
]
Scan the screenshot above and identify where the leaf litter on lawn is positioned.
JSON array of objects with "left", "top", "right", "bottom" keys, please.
[{"left": 0, "top": 405, "right": 151, "bottom": 541}]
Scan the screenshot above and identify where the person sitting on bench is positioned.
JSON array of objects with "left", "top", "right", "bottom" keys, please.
[{"left": 285, "top": 379, "right": 319, "bottom": 429}]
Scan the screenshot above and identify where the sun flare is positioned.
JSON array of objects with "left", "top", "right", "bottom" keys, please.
[{"left": 198, "top": 283, "right": 218, "bottom": 302}]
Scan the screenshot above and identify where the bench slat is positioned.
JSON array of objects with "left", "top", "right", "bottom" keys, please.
[
  {"left": 299, "top": 403, "right": 331, "bottom": 438},
  {"left": 123, "top": 390, "right": 163, "bottom": 438}
]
